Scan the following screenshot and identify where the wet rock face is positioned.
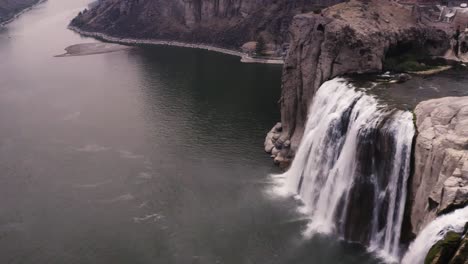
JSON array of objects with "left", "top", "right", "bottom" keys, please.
[
  {"left": 450, "top": 233, "right": 468, "bottom": 264},
  {"left": 425, "top": 231, "right": 463, "bottom": 264},
  {"left": 70, "top": 0, "right": 343, "bottom": 49},
  {"left": 0, "top": 0, "right": 40, "bottom": 23},
  {"left": 273, "top": 0, "right": 449, "bottom": 153},
  {"left": 425, "top": 226, "right": 468, "bottom": 264},
  {"left": 409, "top": 97, "right": 468, "bottom": 235}
]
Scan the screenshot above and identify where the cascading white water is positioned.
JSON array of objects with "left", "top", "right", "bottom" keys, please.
[
  {"left": 401, "top": 206, "right": 468, "bottom": 264},
  {"left": 275, "top": 78, "right": 415, "bottom": 261}
]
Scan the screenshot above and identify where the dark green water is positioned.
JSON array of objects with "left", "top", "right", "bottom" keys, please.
[{"left": 0, "top": 1, "right": 381, "bottom": 263}]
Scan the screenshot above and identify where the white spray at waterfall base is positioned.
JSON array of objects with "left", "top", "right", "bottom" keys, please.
[
  {"left": 401, "top": 206, "right": 468, "bottom": 264},
  {"left": 272, "top": 78, "right": 415, "bottom": 262}
]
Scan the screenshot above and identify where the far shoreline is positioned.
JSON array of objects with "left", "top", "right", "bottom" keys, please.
[
  {"left": 68, "top": 26, "right": 284, "bottom": 65},
  {"left": 0, "top": 0, "right": 47, "bottom": 26}
]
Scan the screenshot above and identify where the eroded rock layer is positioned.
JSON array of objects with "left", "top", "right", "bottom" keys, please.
[
  {"left": 409, "top": 96, "right": 468, "bottom": 236},
  {"left": 70, "top": 0, "right": 342, "bottom": 50}
]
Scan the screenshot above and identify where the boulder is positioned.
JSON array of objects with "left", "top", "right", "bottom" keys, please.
[
  {"left": 397, "top": 73, "right": 412, "bottom": 83},
  {"left": 241, "top": 41, "right": 257, "bottom": 53},
  {"left": 264, "top": 122, "right": 282, "bottom": 153},
  {"left": 271, "top": 147, "right": 280, "bottom": 156}
]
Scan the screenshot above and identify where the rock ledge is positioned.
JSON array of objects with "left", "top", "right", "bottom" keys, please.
[{"left": 409, "top": 96, "right": 468, "bottom": 235}]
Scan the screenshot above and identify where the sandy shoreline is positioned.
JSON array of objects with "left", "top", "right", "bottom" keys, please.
[
  {"left": 69, "top": 26, "right": 284, "bottom": 64},
  {"left": 55, "top": 42, "right": 132, "bottom": 57}
]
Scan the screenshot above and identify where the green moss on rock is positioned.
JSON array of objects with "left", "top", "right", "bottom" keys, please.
[
  {"left": 450, "top": 236, "right": 468, "bottom": 264},
  {"left": 425, "top": 231, "right": 462, "bottom": 264}
]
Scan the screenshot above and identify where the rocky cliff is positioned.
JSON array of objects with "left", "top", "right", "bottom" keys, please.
[
  {"left": 70, "top": 0, "right": 342, "bottom": 50},
  {"left": 266, "top": 0, "right": 449, "bottom": 165},
  {"left": 409, "top": 97, "right": 468, "bottom": 236},
  {"left": 0, "top": 0, "right": 41, "bottom": 24}
]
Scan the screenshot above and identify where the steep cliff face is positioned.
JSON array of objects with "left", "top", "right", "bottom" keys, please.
[
  {"left": 267, "top": 0, "right": 449, "bottom": 163},
  {"left": 0, "top": 0, "right": 41, "bottom": 24},
  {"left": 71, "top": 0, "right": 342, "bottom": 49},
  {"left": 409, "top": 97, "right": 468, "bottom": 235}
]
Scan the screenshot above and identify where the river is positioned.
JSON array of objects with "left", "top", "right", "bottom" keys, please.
[{"left": 0, "top": 0, "right": 381, "bottom": 263}]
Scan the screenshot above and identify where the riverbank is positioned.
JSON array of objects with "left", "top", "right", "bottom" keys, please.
[
  {"left": 240, "top": 56, "right": 284, "bottom": 65},
  {"left": 69, "top": 26, "right": 284, "bottom": 65},
  {"left": 0, "top": 0, "right": 46, "bottom": 26}
]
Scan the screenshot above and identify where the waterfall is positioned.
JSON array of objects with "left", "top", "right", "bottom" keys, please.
[
  {"left": 275, "top": 78, "right": 415, "bottom": 261},
  {"left": 401, "top": 206, "right": 468, "bottom": 264}
]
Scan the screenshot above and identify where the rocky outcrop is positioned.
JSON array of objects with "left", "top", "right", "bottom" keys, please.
[
  {"left": 0, "top": 0, "right": 41, "bottom": 24},
  {"left": 409, "top": 97, "right": 468, "bottom": 236},
  {"left": 264, "top": 122, "right": 291, "bottom": 168},
  {"left": 265, "top": 0, "right": 449, "bottom": 162},
  {"left": 70, "top": 0, "right": 342, "bottom": 51}
]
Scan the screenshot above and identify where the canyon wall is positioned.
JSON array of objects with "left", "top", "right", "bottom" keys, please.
[
  {"left": 70, "top": 0, "right": 342, "bottom": 50},
  {"left": 408, "top": 97, "right": 468, "bottom": 236},
  {"left": 267, "top": 0, "right": 449, "bottom": 165},
  {"left": 0, "top": 0, "right": 41, "bottom": 24}
]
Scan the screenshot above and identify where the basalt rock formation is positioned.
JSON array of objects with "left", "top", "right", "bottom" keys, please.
[
  {"left": 70, "top": 0, "right": 342, "bottom": 51},
  {"left": 0, "top": 0, "right": 41, "bottom": 24},
  {"left": 266, "top": 0, "right": 450, "bottom": 164},
  {"left": 409, "top": 97, "right": 468, "bottom": 236}
]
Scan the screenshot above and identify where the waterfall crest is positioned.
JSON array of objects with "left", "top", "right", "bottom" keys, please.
[
  {"left": 275, "top": 78, "right": 415, "bottom": 261},
  {"left": 401, "top": 206, "right": 468, "bottom": 264}
]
